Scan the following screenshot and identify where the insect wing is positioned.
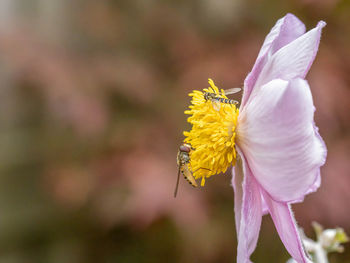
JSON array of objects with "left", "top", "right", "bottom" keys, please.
[
  {"left": 223, "top": 87, "right": 241, "bottom": 95},
  {"left": 231, "top": 99, "right": 239, "bottom": 105},
  {"left": 211, "top": 100, "right": 221, "bottom": 111},
  {"left": 182, "top": 164, "right": 198, "bottom": 187}
]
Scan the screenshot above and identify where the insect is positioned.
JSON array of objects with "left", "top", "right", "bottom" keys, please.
[
  {"left": 174, "top": 143, "right": 197, "bottom": 198},
  {"left": 174, "top": 143, "right": 211, "bottom": 198},
  {"left": 204, "top": 87, "right": 241, "bottom": 111}
]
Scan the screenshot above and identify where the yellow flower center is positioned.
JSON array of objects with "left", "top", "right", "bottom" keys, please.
[{"left": 183, "top": 79, "right": 239, "bottom": 186}]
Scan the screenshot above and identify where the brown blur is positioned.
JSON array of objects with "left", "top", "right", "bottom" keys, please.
[{"left": 0, "top": 0, "right": 349, "bottom": 262}]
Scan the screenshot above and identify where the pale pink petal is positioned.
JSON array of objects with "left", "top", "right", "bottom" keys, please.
[
  {"left": 232, "top": 165, "right": 269, "bottom": 216},
  {"left": 232, "top": 147, "right": 263, "bottom": 263},
  {"left": 232, "top": 151, "right": 243, "bottom": 233},
  {"left": 256, "top": 14, "right": 306, "bottom": 60},
  {"left": 261, "top": 193, "right": 269, "bottom": 215},
  {"left": 261, "top": 189, "right": 312, "bottom": 263},
  {"left": 253, "top": 21, "right": 326, "bottom": 91},
  {"left": 237, "top": 78, "right": 327, "bottom": 202},
  {"left": 302, "top": 123, "right": 327, "bottom": 195},
  {"left": 241, "top": 13, "right": 306, "bottom": 108},
  {"left": 291, "top": 170, "right": 322, "bottom": 204}
]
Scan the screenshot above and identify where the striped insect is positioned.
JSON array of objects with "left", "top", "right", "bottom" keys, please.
[
  {"left": 204, "top": 87, "right": 241, "bottom": 111},
  {"left": 174, "top": 143, "right": 197, "bottom": 198},
  {"left": 174, "top": 144, "right": 211, "bottom": 197}
]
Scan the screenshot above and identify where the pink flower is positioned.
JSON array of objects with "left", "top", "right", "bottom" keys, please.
[{"left": 233, "top": 14, "right": 327, "bottom": 262}]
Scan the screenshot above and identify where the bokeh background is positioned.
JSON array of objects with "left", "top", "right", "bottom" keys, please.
[{"left": 0, "top": 0, "right": 349, "bottom": 262}]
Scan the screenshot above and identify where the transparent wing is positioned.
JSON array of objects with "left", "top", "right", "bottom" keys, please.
[
  {"left": 182, "top": 164, "right": 198, "bottom": 187},
  {"left": 211, "top": 100, "right": 221, "bottom": 111},
  {"left": 223, "top": 87, "right": 242, "bottom": 95}
]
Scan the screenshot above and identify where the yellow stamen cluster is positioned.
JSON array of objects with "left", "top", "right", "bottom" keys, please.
[{"left": 184, "top": 79, "right": 239, "bottom": 186}]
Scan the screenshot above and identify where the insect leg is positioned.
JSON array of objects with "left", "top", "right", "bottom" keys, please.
[
  {"left": 174, "top": 166, "right": 181, "bottom": 198},
  {"left": 193, "top": 167, "right": 212, "bottom": 173}
]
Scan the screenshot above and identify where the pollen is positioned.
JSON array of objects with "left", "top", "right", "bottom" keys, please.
[{"left": 183, "top": 79, "right": 239, "bottom": 186}]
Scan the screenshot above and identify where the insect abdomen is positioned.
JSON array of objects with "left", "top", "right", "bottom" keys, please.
[
  {"left": 214, "top": 97, "right": 237, "bottom": 104},
  {"left": 181, "top": 168, "right": 198, "bottom": 187}
]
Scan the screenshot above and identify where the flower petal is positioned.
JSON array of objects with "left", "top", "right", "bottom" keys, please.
[
  {"left": 232, "top": 148, "right": 263, "bottom": 262},
  {"left": 233, "top": 161, "right": 269, "bottom": 216},
  {"left": 256, "top": 14, "right": 306, "bottom": 61},
  {"left": 232, "top": 154, "right": 243, "bottom": 234},
  {"left": 241, "top": 13, "right": 306, "bottom": 108},
  {"left": 261, "top": 189, "right": 312, "bottom": 263},
  {"left": 291, "top": 170, "right": 322, "bottom": 204},
  {"left": 233, "top": 162, "right": 269, "bottom": 216},
  {"left": 253, "top": 21, "right": 326, "bottom": 91},
  {"left": 237, "top": 78, "right": 327, "bottom": 202}
]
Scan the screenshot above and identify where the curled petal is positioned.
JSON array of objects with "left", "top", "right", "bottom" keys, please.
[
  {"left": 253, "top": 21, "right": 326, "bottom": 91},
  {"left": 232, "top": 148, "right": 263, "bottom": 263},
  {"left": 237, "top": 78, "right": 327, "bottom": 202},
  {"left": 242, "top": 13, "right": 306, "bottom": 108},
  {"left": 292, "top": 170, "right": 322, "bottom": 204},
  {"left": 256, "top": 14, "right": 306, "bottom": 61},
  {"left": 261, "top": 189, "right": 312, "bottom": 263}
]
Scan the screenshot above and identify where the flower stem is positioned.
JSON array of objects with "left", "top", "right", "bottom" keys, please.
[{"left": 313, "top": 243, "right": 328, "bottom": 263}]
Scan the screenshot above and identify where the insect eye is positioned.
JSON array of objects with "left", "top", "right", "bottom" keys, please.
[{"left": 179, "top": 145, "right": 191, "bottom": 152}]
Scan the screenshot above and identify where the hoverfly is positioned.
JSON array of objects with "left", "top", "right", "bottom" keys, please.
[
  {"left": 174, "top": 143, "right": 211, "bottom": 198},
  {"left": 204, "top": 87, "right": 241, "bottom": 111},
  {"left": 174, "top": 143, "right": 197, "bottom": 198}
]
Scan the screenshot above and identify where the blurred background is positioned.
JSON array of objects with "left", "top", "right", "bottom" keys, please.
[{"left": 0, "top": 0, "right": 349, "bottom": 262}]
